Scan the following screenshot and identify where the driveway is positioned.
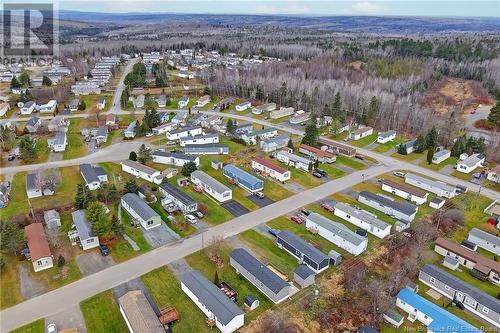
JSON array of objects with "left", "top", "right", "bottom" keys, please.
[
  {"left": 280, "top": 181, "right": 307, "bottom": 194},
  {"left": 76, "top": 251, "right": 115, "bottom": 276},
  {"left": 111, "top": 278, "right": 160, "bottom": 314},
  {"left": 221, "top": 200, "right": 250, "bottom": 217},
  {"left": 45, "top": 305, "right": 87, "bottom": 333},
  {"left": 247, "top": 194, "right": 274, "bottom": 207},
  {"left": 142, "top": 223, "right": 180, "bottom": 248},
  {"left": 48, "top": 152, "right": 63, "bottom": 162},
  {"left": 19, "top": 265, "right": 47, "bottom": 299},
  {"left": 168, "top": 259, "right": 192, "bottom": 278}
]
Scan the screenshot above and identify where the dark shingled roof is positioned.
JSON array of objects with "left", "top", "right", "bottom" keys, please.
[
  {"left": 121, "top": 193, "right": 159, "bottom": 221},
  {"left": 159, "top": 182, "right": 196, "bottom": 206},
  {"left": 358, "top": 191, "right": 417, "bottom": 216},
  {"left": 277, "top": 231, "right": 328, "bottom": 265},
  {"left": 80, "top": 164, "right": 99, "bottom": 184},
  {"left": 294, "top": 265, "right": 315, "bottom": 280}
]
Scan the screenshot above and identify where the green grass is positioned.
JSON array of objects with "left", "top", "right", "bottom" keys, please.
[
  {"left": 63, "top": 132, "right": 87, "bottom": 160},
  {"left": 120, "top": 204, "right": 152, "bottom": 252},
  {"left": 150, "top": 201, "right": 197, "bottom": 237},
  {"left": 80, "top": 290, "right": 128, "bottom": 333},
  {"left": 438, "top": 264, "right": 499, "bottom": 297},
  {"left": 8, "top": 319, "right": 44, "bottom": 333},
  {"left": 0, "top": 255, "right": 22, "bottom": 309},
  {"left": 418, "top": 156, "right": 458, "bottom": 171},
  {"left": 260, "top": 178, "right": 293, "bottom": 202},
  {"left": 349, "top": 133, "right": 378, "bottom": 147},
  {"left": 331, "top": 192, "right": 397, "bottom": 225},
  {"left": 450, "top": 170, "right": 473, "bottom": 181},
  {"left": 448, "top": 192, "right": 492, "bottom": 243},
  {"left": 141, "top": 267, "right": 211, "bottom": 333},
  {"left": 335, "top": 155, "right": 367, "bottom": 170},
  {"left": 373, "top": 137, "right": 405, "bottom": 153},
  {"left": 289, "top": 167, "right": 321, "bottom": 188},
  {"left": 391, "top": 151, "right": 425, "bottom": 162},
  {"left": 482, "top": 179, "right": 500, "bottom": 192},
  {"left": 318, "top": 163, "right": 347, "bottom": 179}
]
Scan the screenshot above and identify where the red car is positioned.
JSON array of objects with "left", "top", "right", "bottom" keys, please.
[
  {"left": 321, "top": 203, "right": 334, "bottom": 212},
  {"left": 290, "top": 215, "right": 303, "bottom": 224}
]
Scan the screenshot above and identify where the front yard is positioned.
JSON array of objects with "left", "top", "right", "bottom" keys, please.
[{"left": 80, "top": 290, "right": 128, "bottom": 333}]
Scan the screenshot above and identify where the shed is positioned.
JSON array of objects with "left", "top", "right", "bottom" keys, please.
[
  {"left": 43, "top": 209, "right": 61, "bottom": 230},
  {"left": 430, "top": 197, "right": 446, "bottom": 209},
  {"left": 328, "top": 249, "right": 342, "bottom": 266},
  {"left": 243, "top": 295, "right": 259, "bottom": 310},
  {"left": 212, "top": 160, "right": 223, "bottom": 170},
  {"left": 383, "top": 310, "right": 404, "bottom": 328},
  {"left": 461, "top": 239, "right": 477, "bottom": 251},
  {"left": 293, "top": 265, "right": 315, "bottom": 288},
  {"left": 443, "top": 255, "right": 460, "bottom": 270}
]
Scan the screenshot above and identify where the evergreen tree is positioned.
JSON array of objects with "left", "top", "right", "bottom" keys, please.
[
  {"left": 426, "top": 147, "right": 435, "bottom": 165},
  {"left": 10, "top": 76, "right": 21, "bottom": 89},
  {"left": 487, "top": 100, "right": 500, "bottom": 126},
  {"left": 301, "top": 121, "right": 319, "bottom": 146},
  {"left": 397, "top": 143, "right": 408, "bottom": 155},
  {"left": 120, "top": 86, "right": 130, "bottom": 108},
  {"left": 111, "top": 214, "right": 123, "bottom": 235},
  {"left": 129, "top": 151, "right": 137, "bottom": 161},
  {"left": 78, "top": 99, "right": 86, "bottom": 111},
  {"left": 74, "top": 183, "right": 95, "bottom": 209},
  {"left": 19, "top": 136, "right": 37, "bottom": 161},
  {"left": 287, "top": 137, "right": 294, "bottom": 149},
  {"left": 425, "top": 126, "right": 438, "bottom": 149},
  {"left": 108, "top": 184, "right": 118, "bottom": 202},
  {"left": 0, "top": 221, "right": 25, "bottom": 255},
  {"left": 18, "top": 72, "right": 30, "bottom": 87},
  {"left": 57, "top": 255, "right": 66, "bottom": 267},
  {"left": 181, "top": 161, "right": 198, "bottom": 176},
  {"left": 137, "top": 144, "right": 152, "bottom": 164},
  {"left": 225, "top": 119, "right": 237, "bottom": 135},
  {"left": 86, "top": 201, "right": 111, "bottom": 236},
  {"left": 42, "top": 75, "right": 52, "bottom": 86},
  {"left": 203, "top": 86, "right": 211, "bottom": 95},
  {"left": 414, "top": 135, "right": 426, "bottom": 153},
  {"left": 331, "top": 92, "right": 342, "bottom": 117},
  {"left": 365, "top": 96, "right": 379, "bottom": 126},
  {"left": 124, "top": 179, "right": 139, "bottom": 194}
]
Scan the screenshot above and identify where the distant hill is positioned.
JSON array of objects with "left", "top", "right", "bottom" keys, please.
[{"left": 58, "top": 11, "right": 500, "bottom": 34}]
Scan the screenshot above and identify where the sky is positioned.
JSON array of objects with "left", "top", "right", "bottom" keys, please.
[{"left": 55, "top": 1, "right": 499, "bottom": 17}]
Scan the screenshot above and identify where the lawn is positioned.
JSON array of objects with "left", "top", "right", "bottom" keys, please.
[
  {"left": 119, "top": 204, "right": 152, "bottom": 253},
  {"left": 0, "top": 255, "right": 22, "bottom": 309},
  {"left": 349, "top": 133, "right": 378, "bottom": 147},
  {"left": 373, "top": 137, "right": 405, "bottom": 153},
  {"left": 331, "top": 192, "right": 397, "bottom": 225},
  {"left": 261, "top": 178, "right": 293, "bottom": 202},
  {"left": 80, "top": 290, "right": 129, "bottom": 333},
  {"left": 448, "top": 192, "right": 492, "bottom": 243},
  {"left": 318, "top": 163, "right": 347, "bottom": 179},
  {"left": 418, "top": 156, "right": 458, "bottom": 171},
  {"left": 63, "top": 132, "right": 87, "bottom": 160},
  {"left": 141, "top": 267, "right": 211, "bottom": 333},
  {"left": 390, "top": 151, "right": 425, "bottom": 162},
  {"left": 450, "top": 170, "right": 473, "bottom": 181},
  {"left": 150, "top": 201, "right": 197, "bottom": 237},
  {"left": 335, "top": 155, "right": 367, "bottom": 170},
  {"left": 186, "top": 246, "right": 274, "bottom": 322},
  {"left": 482, "top": 179, "right": 500, "bottom": 192},
  {"left": 437, "top": 263, "right": 499, "bottom": 298},
  {"left": 289, "top": 168, "right": 321, "bottom": 188},
  {"left": 8, "top": 319, "right": 44, "bottom": 333}
]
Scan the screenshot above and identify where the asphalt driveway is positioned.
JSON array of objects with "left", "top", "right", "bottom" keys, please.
[
  {"left": 142, "top": 223, "right": 180, "bottom": 248},
  {"left": 247, "top": 194, "right": 274, "bottom": 207},
  {"left": 221, "top": 200, "right": 250, "bottom": 217},
  {"left": 76, "top": 251, "right": 115, "bottom": 276}
]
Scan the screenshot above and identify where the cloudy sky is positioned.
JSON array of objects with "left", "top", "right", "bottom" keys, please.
[{"left": 56, "top": 1, "right": 498, "bottom": 17}]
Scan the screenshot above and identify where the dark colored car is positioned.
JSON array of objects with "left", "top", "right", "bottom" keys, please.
[
  {"left": 300, "top": 208, "right": 311, "bottom": 216},
  {"left": 7, "top": 155, "right": 15, "bottom": 161},
  {"left": 267, "top": 228, "right": 280, "bottom": 237},
  {"left": 193, "top": 211, "right": 204, "bottom": 219},
  {"left": 99, "top": 244, "right": 110, "bottom": 256},
  {"left": 354, "top": 154, "right": 365, "bottom": 160},
  {"left": 316, "top": 169, "right": 328, "bottom": 177},
  {"left": 290, "top": 215, "right": 303, "bottom": 224},
  {"left": 312, "top": 171, "right": 322, "bottom": 178},
  {"left": 355, "top": 228, "right": 368, "bottom": 237}
]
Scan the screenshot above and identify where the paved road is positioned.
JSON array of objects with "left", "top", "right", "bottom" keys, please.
[
  {"left": 0, "top": 165, "right": 390, "bottom": 332},
  {"left": 110, "top": 58, "right": 139, "bottom": 114}
]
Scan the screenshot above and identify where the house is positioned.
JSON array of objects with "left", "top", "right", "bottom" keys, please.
[
  {"left": 396, "top": 287, "right": 481, "bottom": 333},
  {"left": 121, "top": 193, "right": 162, "bottom": 230},
  {"left": 166, "top": 126, "right": 203, "bottom": 141},
  {"left": 26, "top": 173, "right": 51, "bottom": 198},
  {"left": 468, "top": 228, "right": 500, "bottom": 256},
  {"left": 276, "top": 231, "right": 330, "bottom": 273},
  {"left": 196, "top": 95, "right": 211, "bottom": 107},
  {"left": 230, "top": 248, "right": 291, "bottom": 304},
  {"left": 25, "top": 223, "right": 53, "bottom": 272},
  {"left": 71, "top": 82, "right": 101, "bottom": 95},
  {"left": 240, "top": 128, "right": 278, "bottom": 145},
  {"left": 25, "top": 116, "right": 42, "bottom": 133},
  {"left": 334, "top": 202, "right": 391, "bottom": 239},
  {"left": 432, "top": 149, "right": 451, "bottom": 164},
  {"left": 121, "top": 160, "right": 164, "bottom": 184},
  {"left": 235, "top": 101, "right": 251, "bottom": 112},
  {"left": 376, "top": 130, "right": 396, "bottom": 144},
  {"left": 152, "top": 150, "right": 200, "bottom": 167},
  {"left": 223, "top": 165, "right": 264, "bottom": 193},
  {"left": 275, "top": 149, "right": 311, "bottom": 172},
  {"left": 184, "top": 144, "right": 229, "bottom": 155},
  {"left": 289, "top": 111, "right": 311, "bottom": 125},
  {"left": 251, "top": 102, "right": 276, "bottom": 115},
  {"left": 171, "top": 111, "right": 188, "bottom": 125},
  {"left": 216, "top": 97, "right": 234, "bottom": 110},
  {"left": 191, "top": 170, "right": 232, "bottom": 203},
  {"left": 124, "top": 120, "right": 138, "bottom": 138},
  {"left": 43, "top": 209, "right": 61, "bottom": 230},
  {"left": 95, "top": 126, "right": 108, "bottom": 144},
  {"left": 159, "top": 182, "right": 197, "bottom": 214},
  {"left": 404, "top": 173, "right": 457, "bottom": 199},
  {"left": 47, "top": 132, "right": 68, "bottom": 152},
  {"left": 97, "top": 96, "right": 106, "bottom": 110},
  {"left": 38, "top": 100, "right": 57, "bottom": 113},
  {"left": 177, "top": 71, "right": 194, "bottom": 79},
  {"left": 380, "top": 178, "right": 429, "bottom": 205},
  {"left": 20, "top": 101, "right": 36, "bottom": 115},
  {"left": 358, "top": 191, "right": 417, "bottom": 222},
  {"left": 180, "top": 270, "right": 244, "bottom": 333},
  {"left": 118, "top": 290, "right": 164, "bottom": 333},
  {"left": 299, "top": 144, "right": 336, "bottom": 163},
  {"left": 105, "top": 113, "right": 117, "bottom": 126},
  {"left": 80, "top": 164, "right": 108, "bottom": 190},
  {"left": 429, "top": 197, "right": 446, "bottom": 209},
  {"left": 252, "top": 157, "right": 290, "bottom": 183},
  {"left": 178, "top": 96, "right": 190, "bottom": 108},
  {"left": 235, "top": 123, "right": 253, "bottom": 135},
  {"left": 134, "top": 95, "right": 145, "bottom": 109},
  {"left": 358, "top": 325, "right": 380, "bottom": 333},
  {"left": 270, "top": 107, "right": 294, "bottom": 119},
  {"left": 260, "top": 134, "right": 290, "bottom": 153},
  {"left": 152, "top": 122, "right": 177, "bottom": 135},
  {"left": 202, "top": 115, "right": 223, "bottom": 129},
  {"left": 69, "top": 210, "right": 99, "bottom": 250},
  {"left": 434, "top": 237, "right": 500, "bottom": 285},
  {"left": 293, "top": 265, "right": 315, "bottom": 288},
  {"left": 349, "top": 126, "right": 373, "bottom": 140},
  {"left": 318, "top": 139, "right": 356, "bottom": 157},
  {"left": 456, "top": 153, "right": 485, "bottom": 174},
  {"left": 157, "top": 95, "right": 167, "bottom": 108},
  {"left": 487, "top": 165, "right": 500, "bottom": 183},
  {"left": 400, "top": 139, "right": 418, "bottom": 154},
  {"left": 157, "top": 111, "right": 169, "bottom": 123},
  {"left": 419, "top": 264, "right": 500, "bottom": 329},
  {"left": 188, "top": 113, "right": 208, "bottom": 126},
  {"left": 305, "top": 212, "right": 368, "bottom": 256},
  {"left": 48, "top": 116, "right": 69, "bottom": 132},
  {"left": 69, "top": 98, "right": 79, "bottom": 112},
  {"left": 179, "top": 134, "right": 219, "bottom": 146}
]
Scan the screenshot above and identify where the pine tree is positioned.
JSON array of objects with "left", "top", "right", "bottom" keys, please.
[
  {"left": 111, "top": 214, "right": 123, "bottom": 235},
  {"left": 42, "top": 75, "right": 52, "bottom": 86},
  {"left": 124, "top": 179, "right": 139, "bottom": 194},
  {"left": 301, "top": 121, "right": 319, "bottom": 146},
  {"left": 331, "top": 92, "right": 342, "bottom": 117},
  {"left": 19, "top": 136, "right": 37, "bottom": 161},
  {"left": 397, "top": 143, "right": 408, "bottom": 155},
  {"left": 129, "top": 151, "right": 137, "bottom": 161},
  {"left": 225, "top": 119, "right": 236, "bottom": 135},
  {"left": 10, "top": 76, "right": 21, "bottom": 89},
  {"left": 487, "top": 100, "right": 500, "bottom": 126},
  {"left": 425, "top": 126, "right": 438, "bottom": 149},
  {"left": 426, "top": 147, "right": 435, "bottom": 165},
  {"left": 137, "top": 144, "right": 152, "bottom": 164},
  {"left": 181, "top": 161, "right": 198, "bottom": 176},
  {"left": 287, "top": 137, "right": 294, "bottom": 149},
  {"left": 86, "top": 201, "right": 111, "bottom": 236},
  {"left": 365, "top": 96, "right": 379, "bottom": 126},
  {"left": 414, "top": 135, "right": 426, "bottom": 153},
  {"left": 0, "top": 221, "right": 25, "bottom": 255}
]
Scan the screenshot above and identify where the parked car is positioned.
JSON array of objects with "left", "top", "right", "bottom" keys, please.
[
  {"left": 321, "top": 202, "right": 334, "bottom": 212},
  {"left": 193, "top": 211, "right": 204, "bottom": 219},
  {"left": 290, "top": 215, "right": 303, "bottom": 224},
  {"left": 456, "top": 184, "right": 468, "bottom": 193},
  {"left": 316, "top": 169, "right": 328, "bottom": 177},
  {"left": 312, "top": 171, "right": 322, "bottom": 178},
  {"left": 145, "top": 132, "right": 154, "bottom": 137},
  {"left": 185, "top": 214, "right": 197, "bottom": 224},
  {"left": 356, "top": 228, "right": 368, "bottom": 237},
  {"left": 393, "top": 171, "right": 406, "bottom": 178},
  {"left": 99, "top": 244, "right": 109, "bottom": 256},
  {"left": 255, "top": 191, "right": 265, "bottom": 199},
  {"left": 7, "top": 155, "right": 15, "bottom": 161},
  {"left": 300, "top": 208, "right": 311, "bottom": 216},
  {"left": 46, "top": 323, "right": 57, "bottom": 333},
  {"left": 296, "top": 213, "right": 307, "bottom": 223},
  {"left": 354, "top": 154, "right": 365, "bottom": 160},
  {"left": 268, "top": 228, "right": 280, "bottom": 237}
]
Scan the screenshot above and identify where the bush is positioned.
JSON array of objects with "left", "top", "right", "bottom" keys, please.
[
  {"left": 0, "top": 257, "right": 5, "bottom": 272},
  {"left": 129, "top": 151, "right": 137, "bottom": 161},
  {"left": 57, "top": 255, "right": 66, "bottom": 267}
]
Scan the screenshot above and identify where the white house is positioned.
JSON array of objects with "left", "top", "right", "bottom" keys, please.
[
  {"left": 177, "top": 71, "right": 194, "bottom": 79},
  {"left": 47, "top": 132, "right": 68, "bottom": 152},
  {"left": 235, "top": 101, "right": 251, "bottom": 112},
  {"left": 159, "top": 182, "right": 198, "bottom": 214},
  {"left": 121, "top": 160, "right": 164, "bottom": 184},
  {"left": 69, "top": 210, "right": 99, "bottom": 250},
  {"left": 275, "top": 149, "right": 311, "bottom": 172},
  {"left": 487, "top": 165, "right": 500, "bottom": 183},
  {"left": 468, "top": 228, "right": 500, "bottom": 256},
  {"left": 251, "top": 103, "right": 276, "bottom": 115},
  {"left": 334, "top": 202, "right": 391, "bottom": 239},
  {"left": 25, "top": 223, "right": 53, "bottom": 272},
  {"left": 456, "top": 153, "right": 485, "bottom": 174},
  {"left": 152, "top": 150, "right": 200, "bottom": 167},
  {"left": 349, "top": 126, "right": 373, "bottom": 140},
  {"left": 38, "top": 100, "right": 57, "bottom": 113},
  {"left": 179, "top": 134, "right": 219, "bottom": 146},
  {"left": 180, "top": 270, "right": 245, "bottom": 333},
  {"left": 178, "top": 96, "right": 190, "bottom": 108},
  {"left": 196, "top": 95, "right": 210, "bottom": 107},
  {"left": 377, "top": 130, "right": 396, "bottom": 144},
  {"left": 97, "top": 96, "right": 106, "bottom": 110},
  {"left": 270, "top": 107, "right": 294, "bottom": 119},
  {"left": 20, "top": 101, "right": 36, "bottom": 115},
  {"left": 166, "top": 126, "right": 203, "bottom": 140},
  {"left": 305, "top": 212, "right": 368, "bottom": 256},
  {"left": 380, "top": 178, "right": 429, "bottom": 205},
  {"left": 252, "top": 157, "right": 291, "bottom": 183},
  {"left": 121, "top": 193, "right": 162, "bottom": 230},
  {"left": 191, "top": 170, "right": 232, "bottom": 203},
  {"left": 152, "top": 122, "right": 177, "bottom": 135},
  {"left": 80, "top": 164, "right": 108, "bottom": 190},
  {"left": 405, "top": 173, "right": 457, "bottom": 199},
  {"left": 432, "top": 149, "right": 451, "bottom": 164}
]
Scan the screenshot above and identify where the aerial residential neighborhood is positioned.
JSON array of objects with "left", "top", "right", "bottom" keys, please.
[{"left": 0, "top": 2, "right": 499, "bottom": 333}]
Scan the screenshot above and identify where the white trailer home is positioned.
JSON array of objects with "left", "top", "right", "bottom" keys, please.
[
  {"left": 380, "top": 178, "right": 428, "bottom": 205},
  {"left": 333, "top": 202, "right": 391, "bottom": 239},
  {"left": 191, "top": 170, "right": 232, "bottom": 203},
  {"left": 404, "top": 173, "right": 457, "bottom": 198},
  {"left": 120, "top": 160, "right": 164, "bottom": 184}
]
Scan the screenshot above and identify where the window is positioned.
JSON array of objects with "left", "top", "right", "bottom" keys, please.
[
  {"left": 482, "top": 307, "right": 489, "bottom": 314},
  {"left": 430, "top": 277, "right": 436, "bottom": 284},
  {"left": 444, "top": 285, "right": 450, "bottom": 290}
]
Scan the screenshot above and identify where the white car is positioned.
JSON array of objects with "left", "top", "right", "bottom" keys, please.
[
  {"left": 393, "top": 171, "right": 406, "bottom": 178},
  {"left": 47, "top": 323, "right": 57, "bottom": 333},
  {"left": 185, "top": 214, "right": 197, "bottom": 224},
  {"left": 145, "top": 132, "right": 154, "bottom": 137}
]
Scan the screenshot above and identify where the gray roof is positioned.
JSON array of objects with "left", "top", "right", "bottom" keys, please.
[
  {"left": 71, "top": 210, "right": 95, "bottom": 239},
  {"left": 294, "top": 265, "right": 315, "bottom": 279},
  {"left": 69, "top": 98, "right": 79, "bottom": 108},
  {"left": 180, "top": 270, "right": 243, "bottom": 325},
  {"left": 184, "top": 144, "right": 229, "bottom": 153},
  {"left": 172, "top": 111, "right": 187, "bottom": 121},
  {"left": 53, "top": 132, "right": 66, "bottom": 145},
  {"left": 191, "top": 170, "right": 230, "bottom": 194},
  {"left": 121, "top": 193, "right": 160, "bottom": 221},
  {"left": 434, "top": 149, "right": 450, "bottom": 158},
  {"left": 421, "top": 264, "right": 500, "bottom": 314},
  {"left": 80, "top": 164, "right": 100, "bottom": 184},
  {"left": 98, "top": 96, "right": 105, "bottom": 103},
  {"left": 159, "top": 182, "right": 196, "bottom": 206},
  {"left": 403, "top": 138, "right": 417, "bottom": 149},
  {"left": 277, "top": 150, "right": 310, "bottom": 165},
  {"left": 358, "top": 191, "right": 417, "bottom": 216},
  {"left": 443, "top": 255, "right": 459, "bottom": 266},
  {"left": 262, "top": 134, "right": 289, "bottom": 145},
  {"left": 277, "top": 231, "right": 328, "bottom": 265},
  {"left": 458, "top": 153, "right": 485, "bottom": 167},
  {"left": 24, "top": 101, "right": 35, "bottom": 108},
  {"left": 180, "top": 133, "right": 218, "bottom": 143},
  {"left": 26, "top": 116, "right": 41, "bottom": 127},
  {"left": 179, "top": 96, "right": 189, "bottom": 102},
  {"left": 152, "top": 150, "right": 197, "bottom": 161},
  {"left": 26, "top": 173, "right": 39, "bottom": 191},
  {"left": 169, "top": 126, "right": 200, "bottom": 135},
  {"left": 378, "top": 130, "right": 396, "bottom": 138},
  {"left": 243, "top": 127, "right": 277, "bottom": 138},
  {"left": 431, "top": 197, "right": 445, "bottom": 204},
  {"left": 405, "top": 173, "right": 456, "bottom": 193},
  {"left": 306, "top": 212, "right": 366, "bottom": 246},
  {"left": 334, "top": 202, "right": 390, "bottom": 230},
  {"left": 230, "top": 248, "right": 289, "bottom": 293},
  {"left": 125, "top": 120, "right": 137, "bottom": 132},
  {"left": 43, "top": 209, "right": 59, "bottom": 222},
  {"left": 469, "top": 228, "right": 500, "bottom": 248},
  {"left": 96, "top": 126, "right": 108, "bottom": 137}
]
